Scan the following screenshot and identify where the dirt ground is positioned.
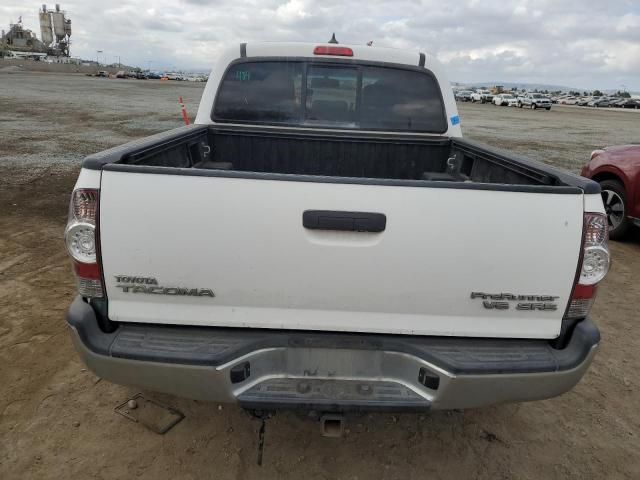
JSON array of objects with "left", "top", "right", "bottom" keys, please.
[{"left": 1, "top": 73, "right": 639, "bottom": 480}]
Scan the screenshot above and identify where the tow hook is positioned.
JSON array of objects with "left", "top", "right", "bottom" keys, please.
[{"left": 320, "top": 413, "right": 345, "bottom": 438}]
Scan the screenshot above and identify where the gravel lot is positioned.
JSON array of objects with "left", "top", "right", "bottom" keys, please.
[{"left": 1, "top": 73, "right": 639, "bottom": 480}]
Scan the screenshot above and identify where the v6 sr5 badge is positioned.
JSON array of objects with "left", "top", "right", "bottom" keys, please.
[{"left": 471, "top": 292, "right": 559, "bottom": 311}]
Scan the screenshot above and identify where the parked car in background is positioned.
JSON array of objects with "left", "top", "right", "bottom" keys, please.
[
  {"left": 470, "top": 89, "right": 494, "bottom": 103},
  {"left": 493, "top": 93, "right": 518, "bottom": 107},
  {"left": 622, "top": 99, "right": 640, "bottom": 109},
  {"left": 518, "top": 93, "right": 552, "bottom": 110},
  {"left": 167, "top": 72, "right": 186, "bottom": 81},
  {"left": 186, "top": 75, "right": 208, "bottom": 82},
  {"left": 582, "top": 145, "right": 640, "bottom": 239},
  {"left": 576, "top": 97, "right": 592, "bottom": 106},
  {"left": 455, "top": 90, "right": 473, "bottom": 102},
  {"left": 554, "top": 96, "right": 572, "bottom": 104},
  {"left": 558, "top": 97, "right": 577, "bottom": 105},
  {"left": 588, "top": 98, "right": 612, "bottom": 108}
]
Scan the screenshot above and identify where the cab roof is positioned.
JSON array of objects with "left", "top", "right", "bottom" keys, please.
[{"left": 236, "top": 41, "right": 428, "bottom": 69}]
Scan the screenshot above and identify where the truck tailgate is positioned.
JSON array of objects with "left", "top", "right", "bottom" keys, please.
[{"left": 99, "top": 170, "right": 583, "bottom": 339}]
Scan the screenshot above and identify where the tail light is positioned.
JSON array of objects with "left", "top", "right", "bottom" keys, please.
[
  {"left": 564, "top": 213, "right": 610, "bottom": 320},
  {"left": 64, "top": 189, "right": 104, "bottom": 298}
]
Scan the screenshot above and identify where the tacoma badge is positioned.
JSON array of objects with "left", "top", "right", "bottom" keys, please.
[{"left": 115, "top": 275, "right": 214, "bottom": 297}]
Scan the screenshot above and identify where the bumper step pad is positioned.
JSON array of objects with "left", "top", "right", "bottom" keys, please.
[{"left": 238, "top": 378, "right": 429, "bottom": 411}]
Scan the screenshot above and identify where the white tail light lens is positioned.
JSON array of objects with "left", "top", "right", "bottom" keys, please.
[
  {"left": 580, "top": 246, "right": 610, "bottom": 285},
  {"left": 565, "top": 213, "right": 609, "bottom": 320},
  {"left": 65, "top": 189, "right": 104, "bottom": 298},
  {"left": 580, "top": 213, "right": 610, "bottom": 285},
  {"left": 72, "top": 189, "right": 99, "bottom": 221},
  {"left": 65, "top": 222, "right": 96, "bottom": 263}
]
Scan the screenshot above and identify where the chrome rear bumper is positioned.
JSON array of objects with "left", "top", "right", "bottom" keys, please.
[{"left": 68, "top": 296, "right": 599, "bottom": 411}]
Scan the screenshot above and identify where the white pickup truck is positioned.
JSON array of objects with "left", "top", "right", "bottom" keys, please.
[
  {"left": 518, "top": 93, "right": 553, "bottom": 110},
  {"left": 65, "top": 42, "right": 609, "bottom": 413},
  {"left": 470, "top": 89, "right": 494, "bottom": 104}
]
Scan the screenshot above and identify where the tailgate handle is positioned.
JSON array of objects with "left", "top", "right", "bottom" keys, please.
[{"left": 303, "top": 210, "right": 386, "bottom": 233}]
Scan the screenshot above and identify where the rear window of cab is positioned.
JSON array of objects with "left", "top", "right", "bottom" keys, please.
[{"left": 213, "top": 60, "right": 447, "bottom": 133}]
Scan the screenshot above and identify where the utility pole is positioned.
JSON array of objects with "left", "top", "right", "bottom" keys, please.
[{"left": 96, "top": 49, "right": 103, "bottom": 69}]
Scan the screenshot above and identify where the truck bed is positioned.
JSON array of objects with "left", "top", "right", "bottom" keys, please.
[{"left": 86, "top": 124, "right": 597, "bottom": 193}]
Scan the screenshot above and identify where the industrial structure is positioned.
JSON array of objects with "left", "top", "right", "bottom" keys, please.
[
  {"left": 39, "top": 4, "right": 72, "bottom": 56},
  {"left": 0, "top": 17, "right": 47, "bottom": 58},
  {"left": 1, "top": 4, "right": 71, "bottom": 58}
]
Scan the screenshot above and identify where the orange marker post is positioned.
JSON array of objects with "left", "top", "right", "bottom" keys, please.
[{"left": 179, "top": 96, "right": 190, "bottom": 125}]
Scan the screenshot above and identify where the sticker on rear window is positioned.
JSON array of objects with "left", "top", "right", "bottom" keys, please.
[{"left": 450, "top": 115, "right": 460, "bottom": 126}]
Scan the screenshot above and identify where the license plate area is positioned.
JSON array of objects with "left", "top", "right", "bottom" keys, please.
[{"left": 285, "top": 348, "right": 383, "bottom": 378}]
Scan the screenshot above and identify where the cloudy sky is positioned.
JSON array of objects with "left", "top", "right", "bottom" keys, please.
[{"left": 2, "top": 0, "right": 639, "bottom": 90}]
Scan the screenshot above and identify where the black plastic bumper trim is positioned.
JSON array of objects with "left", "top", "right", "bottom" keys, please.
[{"left": 67, "top": 296, "right": 600, "bottom": 376}]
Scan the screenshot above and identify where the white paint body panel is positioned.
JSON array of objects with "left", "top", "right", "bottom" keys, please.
[
  {"left": 99, "top": 171, "right": 583, "bottom": 338},
  {"left": 584, "top": 193, "right": 606, "bottom": 215},
  {"left": 73, "top": 168, "right": 101, "bottom": 190}
]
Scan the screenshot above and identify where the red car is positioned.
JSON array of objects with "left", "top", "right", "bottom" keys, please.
[{"left": 582, "top": 145, "right": 640, "bottom": 239}]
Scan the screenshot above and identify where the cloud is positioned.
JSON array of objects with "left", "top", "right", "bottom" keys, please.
[{"left": 1, "top": 0, "right": 638, "bottom": 89}]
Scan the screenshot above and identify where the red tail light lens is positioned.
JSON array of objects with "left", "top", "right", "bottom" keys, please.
[
  {"left": 64, "top": 189, "right": 104, "bottom": 298},
  {"left": 565, "top": 284, "right": 597, "bottom": 320},
  {"left": 564, "top": 213, "right": 609, "bottom": 320},
  {"left": 313, "top": 46, "right": 354, "bottom": 57}
]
